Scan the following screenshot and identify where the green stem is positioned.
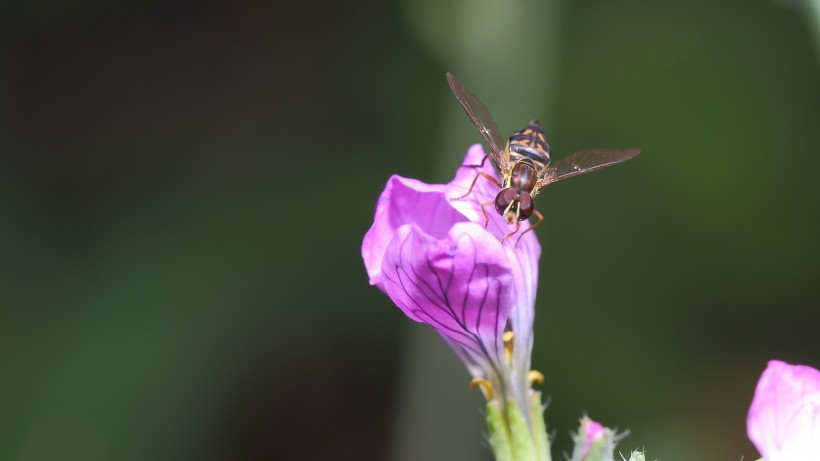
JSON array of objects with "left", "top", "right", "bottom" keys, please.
[
  {"left": 528, "top": 392, "right": 551, "bottom": 461},
  {"left": 486, "top": 400, "right": 514, "bottom": 461}
]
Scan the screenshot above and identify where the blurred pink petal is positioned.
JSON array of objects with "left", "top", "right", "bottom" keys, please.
[{"left": 747, "top": 360, "right": 820, "bottom": 461}]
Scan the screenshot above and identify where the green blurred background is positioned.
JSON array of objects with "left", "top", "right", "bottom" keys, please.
[{"left": 2, "top": 0, "right": 819, "bottom": 459}]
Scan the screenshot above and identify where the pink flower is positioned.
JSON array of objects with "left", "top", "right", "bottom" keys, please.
[
  {"left": 747, "top": 360, "right": 820, "bottom": 461},
  {"left": 571, "top": 417, "right": 621, "bottom": 461},
  {"left": 362, "top": 144, "right": 541, "bottom": 410},
  {"left": 580, "top": 419, "right": 605, "bottom": 458}
]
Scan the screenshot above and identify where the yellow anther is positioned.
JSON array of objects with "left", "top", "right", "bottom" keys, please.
[
  {"left": 528, "top": 370, "right": 544, "bottom": 386},
  {"left": 503, "top": 331, "right": 514, "bottom": 361},
  {"left": 470, "top": 378, "right": 494, "bottom": 400}
]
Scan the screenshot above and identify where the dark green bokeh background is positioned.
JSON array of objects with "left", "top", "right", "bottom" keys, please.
[{"left": 2, "top": 0, "right": 819, "bottom": 460}]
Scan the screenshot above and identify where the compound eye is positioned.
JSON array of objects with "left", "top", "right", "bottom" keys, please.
[
  {"left": 495, "top": 188, "right": 519, "bottom": 214},
  {"left": 517, "top": 192, "right": 533, "bottom": 220}
]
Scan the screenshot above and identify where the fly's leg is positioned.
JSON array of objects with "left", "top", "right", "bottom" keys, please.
[
  {"left": 451, "top": 172, "right": 501, "bottom": 201},
  {"left": 480, "top": 200, "right": 494, "bottom": 228},
  {"left": 500, "top": 220, "right": 521, "bottom": 244},
  {"left": 515, "top": 209, "right": 544, "bottom": 246},
  {"left": 459, "top": 154, "right": 491, "bottom": 169}
]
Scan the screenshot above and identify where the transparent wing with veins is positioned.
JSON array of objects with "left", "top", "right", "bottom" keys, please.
[
  {"left": 540, "top": 148, "right": 640, "bottom": 186},
  {"left": 446, "top": 72, "right": 509, "bottom": 169}
]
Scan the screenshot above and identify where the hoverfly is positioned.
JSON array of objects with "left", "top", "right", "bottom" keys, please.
[{"left": 446, "top": 72, "right": 640, "bottom": 243}]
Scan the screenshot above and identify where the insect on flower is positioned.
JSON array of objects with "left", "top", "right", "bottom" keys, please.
[{"left": 446, "top": 72, "right": 640, "bottom": 243}]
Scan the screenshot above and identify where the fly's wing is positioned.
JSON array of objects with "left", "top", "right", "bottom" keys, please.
[
  {"left": 446, "top": 73, "right": 508, "bottom": 167},
  {"left": 540, "top": 149, "right": 640, "bottom": 186}
]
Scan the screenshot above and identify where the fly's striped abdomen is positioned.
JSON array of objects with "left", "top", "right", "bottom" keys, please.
[{"left": 508, "top": 120, "right": 551, "bottom": 168}]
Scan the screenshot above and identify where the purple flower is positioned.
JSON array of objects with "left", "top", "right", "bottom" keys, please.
[
  {"left": 747, "top": 360, "right": 820, "bottom": 461},
  {"left": 362, "top": 144, "right": 541, "bottom": 411}
]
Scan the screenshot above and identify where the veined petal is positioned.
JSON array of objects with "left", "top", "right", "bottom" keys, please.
[
  {"left": 747, "top": 360, "right": 820, "bottom": 461},
  {"left": 379, "top": 221, "right": 513, "bottom": 367},
  {"left": 505, "top": 234, "right": 540, "bottom": 400},
  {"left": 363, "top": 175, "right": 467, "bottom": 290},
  {"left": 438, "top": 334, "right": 500, "bottom": 383}
]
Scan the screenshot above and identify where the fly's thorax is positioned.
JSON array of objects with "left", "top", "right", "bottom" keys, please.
[
  {"left": 509, "top": 160, "right": 539, "bottom": 195},
  {"left": 495, "top": 188, "right": 534, "bottom": 223}
]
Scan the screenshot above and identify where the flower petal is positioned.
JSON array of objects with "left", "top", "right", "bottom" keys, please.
[
  {"left": 747, "top": 360, "right": 820, "bottom": 461},
  {"left": 505, "top": 232, "right": 540, "bottom": 388},
  {"left": 379, "top": 221, "right": 513, "bottom": 364},
  {"left": 363, "top": 175, "right": 467, "bottom": 289}
]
